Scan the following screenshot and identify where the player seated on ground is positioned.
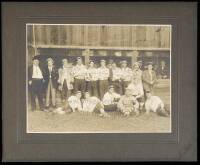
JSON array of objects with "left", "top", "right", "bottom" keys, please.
[
  {"left": 53, "top": 91, "right": 82, "bottom": 114},
  {"left": 117, "top": 88, "right": 140, "bottom": 117},
  {"left": 128, "top": 61, "right": 145, "bottom": 111},
  {"left": 82, "top": 92, "right": 110, "bottom": 117},
  {"left": 127, "top": 82, "right": 145, "bottom": 111},
  {"left": 144, "top": 90, "right": 170, "bottom": 117},
  {"left": 102, "top": 85, "right": 121, "bottom": 112}
]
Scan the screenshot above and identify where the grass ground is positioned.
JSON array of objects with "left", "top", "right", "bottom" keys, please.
[{"left": 27, "top": 80, "right": 171, "bottom": 133}]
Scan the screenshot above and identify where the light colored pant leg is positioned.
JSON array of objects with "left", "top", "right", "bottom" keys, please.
[{"left": 46, "top": 81, "right": 51, "bottom": 106}]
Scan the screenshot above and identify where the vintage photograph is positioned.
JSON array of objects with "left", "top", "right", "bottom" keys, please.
[{"left": 26, "top": 24, "right": 171, "bottom": 133}]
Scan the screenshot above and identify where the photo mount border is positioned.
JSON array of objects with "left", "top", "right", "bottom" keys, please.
[{"left": 2, "top": 2, "right": 197, "bottom": 161}]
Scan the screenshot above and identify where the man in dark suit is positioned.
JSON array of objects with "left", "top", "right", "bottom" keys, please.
[
  {"left": 43, "top": 58, "right": 58, "bottom": 109},
  {"left": 142, "top": 62, "right": 157, "bottom": 95},
  {"left": 28, "top": 57, "right": 45, "bottom": 111},
  {"left": 158, "top": 60, "right": 169, "bottom": 79}
]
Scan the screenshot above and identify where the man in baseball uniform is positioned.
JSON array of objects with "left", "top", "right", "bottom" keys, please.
[
  {"left": 72, "top": 57, "right": 87, "bottom": 95},
  {"left": 85, "top": 60, "right": 99, "bottom": 97},
  {"left": 117, "top": 88, "right": 140, "bottom": 117},
  {"left": 97, "top": 59, "right": 110, "bottom": 99},
  {"left": 120, "top": 60, "right": 132, "bottom": 95},
  {"left": 82, "top": 92, "right": 110, "bottom": 117},
  {"left": 128, "top": 62, "right": 144, "bottom": 110},
  {"left": 111, "top": 62, "right": 123, "bottom": 95},
  {"left": 67, "top": 91, "right": 83, "bottom": 112},
  {"left": 102, "top": 85, "right": 121, "bottom": 112},
  {"left": 145, "top": 90, "right": 169, "bottom": 117}
]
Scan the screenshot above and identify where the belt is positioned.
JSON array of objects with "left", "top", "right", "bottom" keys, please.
[
  {"left": 88, "top": 80, "right": 98, "bottom": 82},
  {"left": 32, "top": 78, "right": 43, "bottom": 80}
]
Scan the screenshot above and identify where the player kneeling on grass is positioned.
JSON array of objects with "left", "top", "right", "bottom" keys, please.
[
  {"left": 127, "top": 83, "right": 145, "bottom": 111},
  {"left": 53, "top": 91, "right": 82, "bottom": 114},
  {"left": 67, "top": 91, "right": 83, "bottom": 112},
  {"left": 82, "top": 92, "right": 110, "bottom": 117},
  {"left": 54, "top": 91, "right": 109, "bottom": 117},
  {"left": 102, "top": 85, "right": 121, "bottom": 112},
  {"left": 145, "top": 90, "right": 169, "bottom": 117},
  {"left": 117, "top": 88, "right": 140, "bottom": 117}
]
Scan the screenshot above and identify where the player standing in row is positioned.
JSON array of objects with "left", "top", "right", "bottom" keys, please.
[
  {"left": 120, "top": 60, "right": 133, "bottom": 95},
  {"left": 85, "top": 60, "right": 99, "bottom": 97},
  {"left": 72, "top": 57, "right": 87, "bottom": 95},
  {"left": 110, "top": 62, "right": 123, "bottom": 95},
  {"left": 97, "top": 59, "right": 110, "bottom": 99}
]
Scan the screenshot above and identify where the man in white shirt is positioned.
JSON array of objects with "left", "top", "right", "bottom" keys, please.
[
  {"left": 117, "top": 88, "right": 139, "bottom": 117},
  {"left": 28, "top": 57, "right": 44, "bottom": 111},
  {"left": 58, "top": 58, "right": 74, "bottom": 102},
  {"left": 120, "top": 60, "right": 133, "bottom": 95},
  {"left": 82, "top": 92, "right": 110, "bottom": 117},
  {"left": 85, "top": 60, "right": 99, "bottom": 97},
  {"left": 67, "top": 91, "right": 83, "bottom": 112},
  {"left": 72, "top": 57, "right": 87, "bottom": 95},
  {"left": 145, "top": 90, "right": 169, "bottom": 117},
  {"left": 111, "top": 62, "right": 123, "bottom": 95},
  {"left": 53, "top": 91, "right": 82, "bottom": 114},
  {"left": 102, "top": 85, "right": 121, "bottom": 111},
  {"left": 97, "top": 59, "right": 110, "bottom": 99}
]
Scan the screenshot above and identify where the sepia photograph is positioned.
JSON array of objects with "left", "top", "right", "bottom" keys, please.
[
  {"left": 26, "top": 24, "right": 171, "bottom": 133},
  {"left": 2, "top": 2, "right": 197, "bottom": 161}
]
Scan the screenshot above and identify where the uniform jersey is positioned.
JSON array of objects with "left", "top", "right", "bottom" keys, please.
[
  {"left": 145, "top": 96, "right": 164, "bottom": 112},
  {"left": 67, "top": 95, "right": 82, "bottom": 111},
  {"left": 121, "top": 67, "right": 133, "bottom": 82},
  {"left": 72, "top": 64, "right": 87, "bottom": 79},
  {"left": 112, "top": 67, "right": 122, "bottom": 81},
  {"left": 86, "top": 67, "right": 99, "bottom": 81},
  {"left": 117, "top": 95, "right": 139, "bottom": 110},
  {"left": 127, "top": 83, "right": 144, "bottom": 97},
  {"left": 97, "top": 67, "right": 110, "bottom": 80},
  {"left": 102, "top": 92, "right": 121, "bottom": 105},
  {"left": 82, "top": 97, "right": 102, "bottom": 112}
]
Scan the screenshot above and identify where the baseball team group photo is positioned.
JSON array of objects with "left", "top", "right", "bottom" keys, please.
[{"left": 27, "top": 24, "right": 171, "bottom": 133}]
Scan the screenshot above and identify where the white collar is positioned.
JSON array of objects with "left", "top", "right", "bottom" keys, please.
[{"left": 33, "top": 64, "right": 39, "bottom": 67}]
